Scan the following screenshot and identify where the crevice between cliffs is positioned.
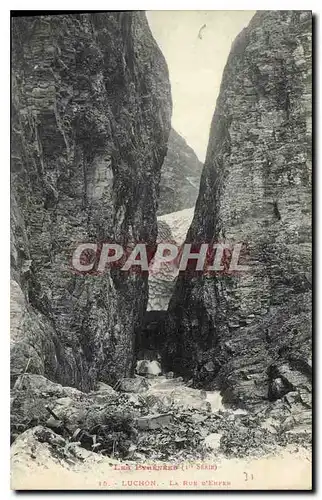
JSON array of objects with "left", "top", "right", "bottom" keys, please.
[{"left": 10, "top": 10, "right": 312, "bottom": 470}]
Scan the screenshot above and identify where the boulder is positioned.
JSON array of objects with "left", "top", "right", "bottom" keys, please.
[
  {"left": 269, "top": 378, "right": 291, "bottom": 401},
  {"left": 95, "top": 382, "right": 117, "bottom": 395},
  {"left": 261, "top": 417, "right": 279, "bottom": 434},
  {"left": 11, "top": 373, "right": 137, "bottom": 443},
  {"left": 135, "top": 413, "right": 173, "bottom": 430},
  {"left": 204, "top": 433, "right": 222, "bottom": 451},
  {"left": 13, "top": 373, "right": 83, "bottom": 399},
  {"left": 284, "top": 391, "right": 301, "bottom": 406},
  {"left": 204, "top": 361, "right": 215, "bottom": 373},
  {"left": 146, "top": 384, "right": 210, "bottom": 412},
  {"left": 285, "top": 425, "right": 311, "bottom": 437},
  {"left": 119, "top": 378, "right": 149, "bottom": 394}
]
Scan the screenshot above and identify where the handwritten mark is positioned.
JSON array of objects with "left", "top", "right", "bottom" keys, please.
[{"left": 198, "top": 24, "right": 207, "bottom": 40}]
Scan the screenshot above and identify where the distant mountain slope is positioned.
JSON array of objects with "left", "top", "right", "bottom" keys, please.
[{"left": 158, "top": 129, "right": 203, "bottom": 215}]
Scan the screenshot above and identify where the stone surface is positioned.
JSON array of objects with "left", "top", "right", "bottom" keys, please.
[
  {"left": 157, "top": 129, "right": 203, "bottom": 216},
  {"left": 164, "top": 10, "right": 312, "bottom": 423},
  {"left": 118, "top": 377, "right": 149, "bottom": 393},
  {"left": 204, "top": 433, "right": 222, "bottom": 451},
  {"left": 13, "top": 373, "right": 83, "bottom": 398},
  {"left": 135, "top": 413, "right": 173, "bottom": 430},
  {"left": 146, "top": 381, "right": 210, "bottom": 411},
  {"left": 11, "top": 375, "right": 311, "bottom": 479},
  {"left": 10, "top": 374, "right": 138, "bottom": 443},
  {"left": 95, "top": 382, "right": 117, "bottom": 395},
  {"left": 11, "top": 12, "right": 172, "bottom": 390}
]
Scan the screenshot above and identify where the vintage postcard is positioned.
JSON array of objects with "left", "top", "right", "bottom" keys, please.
[{"left": 10, "top": 9, "right": 312, "bottom": 490}]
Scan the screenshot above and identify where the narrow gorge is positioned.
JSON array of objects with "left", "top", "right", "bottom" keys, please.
[{"left": 10, "top": 10, "right": 312, "bottom": 490}]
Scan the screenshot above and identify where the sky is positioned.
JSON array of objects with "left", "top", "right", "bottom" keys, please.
[{"left": 147, "top": 11, "right": 255, "bottom": 162}]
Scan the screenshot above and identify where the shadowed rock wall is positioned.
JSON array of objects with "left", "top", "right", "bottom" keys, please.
[
  {"left": 165, "top": 11, "right": 312, "bottom": 416},
  {"left": 11, "top": 12, "right": 172, "bottom": 390}
]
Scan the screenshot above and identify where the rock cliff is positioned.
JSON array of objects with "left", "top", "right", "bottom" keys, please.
[
  {"left": 157, "top": 129, "right": 203, "bottom": 216},
  {"left": 11, "top": 12, "right": 172, "bottom": 390},
  {"left": 164, "top": 11, "right": 312, "bottom": 418}
]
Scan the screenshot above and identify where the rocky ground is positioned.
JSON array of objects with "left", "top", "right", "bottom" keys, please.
[{"left": 11, "top": 370, "right": 312, "bottom": 489}]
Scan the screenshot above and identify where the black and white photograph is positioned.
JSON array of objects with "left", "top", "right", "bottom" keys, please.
[{"left": 10, "top": 8, "right": 312, "bottom": 490}]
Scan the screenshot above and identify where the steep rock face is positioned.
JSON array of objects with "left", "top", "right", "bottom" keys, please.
[
  {"left": 165, "top": 11, "right": 312, "bottom": 413},
  {"left": 157, "top": 129, "right": 203, "bottom": 216},
  {"left": 11, "top": 12, "right": 172, "bottom": 390}
]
